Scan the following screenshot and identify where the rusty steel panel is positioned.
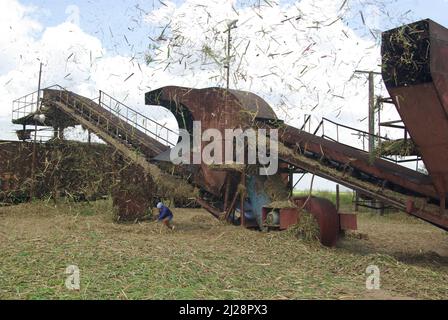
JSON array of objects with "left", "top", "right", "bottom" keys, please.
[
  {"left": 145, "top": 86, "right": 279, "bottom": 196},
  {"left": 382, "top": 19, "right": 448, "bottom": 197},
  {"left": 339, "top": 213, "right": 358, "bottom": 231},
  {"left": 228, "top": 89, "right": 278, "bottom": 120},
  {"left": 279, "top": 208, "right": 300, "bottom": 230},
  {"left": 293, "top": 197, "right": 340, "bottom": 247}
]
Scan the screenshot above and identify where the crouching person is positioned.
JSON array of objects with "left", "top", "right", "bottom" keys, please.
[{"left": 157, "top": 202, "right": 175, "bottom": 230}]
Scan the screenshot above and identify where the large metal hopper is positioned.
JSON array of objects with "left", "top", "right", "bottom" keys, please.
[{"left": 382, "top": 19, "right": 448, "bottom": 205}]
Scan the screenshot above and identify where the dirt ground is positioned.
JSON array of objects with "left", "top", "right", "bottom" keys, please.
[{"left": 0, "top": 200, "right": 447, "bottom": 300}]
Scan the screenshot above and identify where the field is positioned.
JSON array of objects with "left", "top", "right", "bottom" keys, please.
[
  {"left": 0, "top": 197, "right": 447, "bottom": 300},
  {"left": 294, "top": 191, "right": 354, "bottom": 208}
]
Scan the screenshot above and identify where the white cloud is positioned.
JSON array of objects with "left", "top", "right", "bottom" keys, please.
[{"left": 0, "top": 0, "right": 42, "bottom": 74}]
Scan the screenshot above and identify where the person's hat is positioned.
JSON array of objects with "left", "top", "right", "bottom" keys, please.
[{"left": 156, "top": 202, "right": 164, "bottom": 209}]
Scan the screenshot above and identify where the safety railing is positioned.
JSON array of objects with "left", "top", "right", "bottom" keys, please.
[
  {"left": 11, "top": 85, "right": 68, "bottom": 121},
  {"left": 312, "top": 117, "right": 388, "bottom": 151},
  {"left": 99, "top": 91, "right": 177, "bottom": 147},
  {"left": 310, "top": 117, "right": 422, "bottom": 167},
  {"left": 39, "top": 87, "right": 159, "bottom": 151},
  {"left": 12, "top": 85, "right": 178, "bottom": 148},
  {"left": 12, "top": 89, "right": 40, "bottom": 121}
]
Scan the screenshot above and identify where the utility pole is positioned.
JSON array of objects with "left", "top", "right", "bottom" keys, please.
[
  {"left": 354, "top": 70, "right": 381, "bottom": 212},
  {"left": 355, "top": 70, "right": 381, "bottom": 153},
  {"left": 36, "top": 62, "right": 43, "bottom": 112},
  {"left": 224, "top": 20, "right": 238, "bottom": 91},
  {"left": 226, "top": 29, "right": 231, "bottom": 90},
  {"left": 30, "top": 62, "right": 43, "bottom": 200},
  {"left": 368, "top": 72, "right": 375, "bottom": 153}
]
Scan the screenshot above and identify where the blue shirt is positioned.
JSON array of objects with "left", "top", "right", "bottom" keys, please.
[{"left": 158, "top": 206, "right": 173, "bottom": 221}]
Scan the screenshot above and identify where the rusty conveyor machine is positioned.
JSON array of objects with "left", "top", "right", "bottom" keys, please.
[
  {"left": 144, "top": 19, "right": 448, "bottom": 232},
  {"left": 146, "top": 85, "right": 447, "bottom": 232},
  {"left": 10, "top": 19, "right": 448, "bottom": 243}
]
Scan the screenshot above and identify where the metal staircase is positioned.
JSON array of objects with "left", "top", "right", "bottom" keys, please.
[{"left": 12, "top": 85, "right": 195, "bottom": 198}]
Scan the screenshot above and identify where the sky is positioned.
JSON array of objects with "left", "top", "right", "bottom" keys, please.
[
  {"left": 1, "top": 0, "right": 447, "bottom": 190},
  {"left": 15, "top": 0, "right": 448, "bottom": 55}
]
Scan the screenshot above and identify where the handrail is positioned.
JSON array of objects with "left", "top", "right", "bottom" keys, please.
[
  {"left": 300, "top": 114, "right": 312, "bottom": 131},
  {"left": 321, "top": 117, "right": 391, "bottom": 142},
  {"left": 312, "top": 118, "right": 391, "bottom": 149},
  {"left": 12, "top": 85, "right": 66, "bottom": 121},
  {"left": 309, "top": 117, "right": 422, "bottom": 167},
  {"left": 100, "top": 91, "right": 178, "bottom": 136},
  {"left": 99, "top": 90, "right": 177, "bottom": 147},
  {"left": 44, "top": 89, "right": 162, "bottom": 150},
  {"left": 12, "top": 85, "right": 178, "bottom": 147}
]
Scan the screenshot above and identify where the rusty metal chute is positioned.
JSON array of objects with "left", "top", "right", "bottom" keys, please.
[
  {"left": 382, "top": 19, "right": 448, "bottom": 202},
  {"left": 145, "top": 86, "right": 280, "bottom": 197}
]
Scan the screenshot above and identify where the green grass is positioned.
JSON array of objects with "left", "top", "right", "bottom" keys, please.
[
  {"left": 294, "top": 190, "right": 354, "bottom": 209},
  {"left": 293, "top": 191, "right": 397, "bottom": 214},
  {"left": 0, "top": 200, "right": 447, "bottom": 300}
]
